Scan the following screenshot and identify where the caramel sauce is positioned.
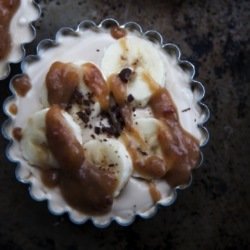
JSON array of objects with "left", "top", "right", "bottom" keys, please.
[
  {"left": 149, "top": 88, "right": 200, "bottom": 186},
  {"left": 40, "top": 168, "right": 60, "bottom": 188},
  {"left": 119, "top": 38, "right": 128, "bottom": 53},
  {"left": 108, "top": 74, "right": 127, "bottom": 105},
  {"left": 144, "top": 155, "right": 167, "bottom": 178},
  {"left": 12, "top": 74, "right": 31, "bottom": 97},
  {"left": 82, "top": 63, "right": 110, "bottom": 110},
  {"left": 111, "top": 26, "right": 127, "bottom": 39},
  {"left": 148, "top": 182, "right": 161, "bottom": 203},
  {"left": 120, "top": 132, "right": 139, "bottom": 164},
  {"left": 121, "top": 131, "right": 166, "bottom": 179},
  {"left": 142, "top": 71, "right": 160, "bottom": 93},
  {"left": 12, "top": 127, "right": 22, "bottom": 141},
  {"left": 120, "top": 105, "right": 133, "bottom": 128},
  {"left": 9, "top": 103, "right": 17, "bottom": 115},
  {"left": 46, "top": 62, "right": 79, "bottom": 107},
  {"left": 0, "top": 0, "right": 20, "bottom": 60},
  {"left": 46, "top": 105, "right": 85, "bottom": 171},
  {"left": 60, "top": 161, "right": 116, "bottom": 214},
  {"left": 126, "top": 126, "right": 146, "bottom": 148},
  {"left": 45, "top": 105, "right": 117, "bottom": 214},
  {"left": 109, "top": 69, "right": 167, "bottom": 179}
]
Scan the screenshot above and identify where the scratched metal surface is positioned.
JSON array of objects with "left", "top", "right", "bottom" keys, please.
[{"left": 0, "top": 0, "right": 249, "bottom": 249}]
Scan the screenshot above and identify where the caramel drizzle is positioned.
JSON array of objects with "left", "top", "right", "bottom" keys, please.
[
  {"left": 45, "top": 105, "right": 117, "bottom": 214},
  {"left": 46, "top": 62, "right": 79, "bottom": 107},
  {"left": 142, "top": 71, "right": 160, "bottom": 93},
  {"left": 119, "top": 37, "right": 128, "bottom": 53},
  {"left": 148, "top": 182, "right": 161, "bottom": 203},
  {"left": 149, "top": 88, "right": 200, "bottom": 186},
  {"left": 109, "top": 71, "right": 168, "bottom": 181},
  {"left": 82, "top": 62, "right": 110, "bottom": 110}
]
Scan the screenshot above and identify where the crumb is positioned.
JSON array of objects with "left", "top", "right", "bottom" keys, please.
[{"left": 182, "top": 107, "right": 191, "bottom": 112}]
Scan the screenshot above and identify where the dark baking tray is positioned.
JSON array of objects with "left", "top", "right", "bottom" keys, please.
[{"left": 0, "top": 0, "right": 249, "bottom": 249}]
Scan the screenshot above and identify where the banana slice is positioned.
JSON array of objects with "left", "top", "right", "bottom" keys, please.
[
  {"left": 133, "top": 117, "right": 164, "bottom": 179},
  {"left": 21, "top": 108, "right": 82, "bottom": 169},
  {"left": 101, "top": 36, "right": 166, "bottom": 106},
  {"left": 83, "top": 138, "right": 133, "bottom": 197},
  {"left": 134, "top": 117, "right": 163, "bottom": 157}
]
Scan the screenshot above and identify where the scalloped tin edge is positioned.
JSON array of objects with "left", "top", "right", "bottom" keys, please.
[
  {"left": 2, "top": 18, "right": 210, "bottom": 227},
  {"left": 0, "top": 0, "right": 41, "bottom": 80}
]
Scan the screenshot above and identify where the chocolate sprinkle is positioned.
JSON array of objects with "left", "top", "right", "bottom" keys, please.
[
  {"left": 76, "top": 111, "right": 89, "bottom": 123},
  {"left": 182, "top": 107, "right": 191, "bottom": 112},
  {"left": 127, "top": 94, "right": 134, "bottom": 103},
  {"left": 83, "top": 99, "right": 91, "bottom": 106},
  {"left": 71, "top": 90, "right": 84, "bottom": 105},
  {"left": 94, "top": 127, "right": 101, "bottom": 134},
  {"left": 85, "top": 108, "right": 91, "bottom": 115},
  {"left": 118, "top": 68, "right": 132, "bottom": 83},
  {"left": 137, "top": 147, "right": 148, "bottom": 156}
]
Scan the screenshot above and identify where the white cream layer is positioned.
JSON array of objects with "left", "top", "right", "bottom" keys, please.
[{"left": 6, "top": 29, "right": 205, "bottom": 223}]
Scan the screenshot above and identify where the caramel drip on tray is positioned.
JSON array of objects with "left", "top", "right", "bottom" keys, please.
[{"left": 12, "top": 74, "right": 31, "bottom": 97}]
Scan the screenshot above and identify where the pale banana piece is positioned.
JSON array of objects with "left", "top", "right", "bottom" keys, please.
[
  {"left": 21, "top": 108, "right": 82, "bottom": 169},
  {"left": 133, "top": 117, "right": 164, "bottom": 179},
  {"left": 101, "top": 35, "right": 166, "bottom": 106},
  {"left": 83, "top": 138, "right": 133, "bottom": 197}
]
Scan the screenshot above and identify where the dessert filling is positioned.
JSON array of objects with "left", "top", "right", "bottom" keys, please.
[
  {"left": 13, "top": 28, "right": 201, "bottom": 215},
  {"left": 0, "top": 0, "right": 20, "bottom": 60}
]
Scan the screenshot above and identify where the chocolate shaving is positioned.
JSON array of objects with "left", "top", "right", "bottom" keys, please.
[
  {"left": 85, "top": 108, "right": 91, "bottom": 115},
  {"left": 127, "top": 94, "right": 134, "bottom": 103},
  {"left": 118, "top": 68, "right": 132, "bottom": 83},
  {"left": 77, "top": 111, "right": 89, "bottom": 124},
  {"left": 99, "top": 104, "right": 125, "bottom": 137},
  {"left": 137, "top": 147, "right": 148, "bottom": 156},
  {"left": 182, "top": 107, "right": 191, "bottom": 112},
  {"left": 94, "top": 127, "right": 101, "bottom": 134},
  {"left": 65, "top": 103, "right": 72, "bottom": 111},
  {"left": 83, "top": 99, "right": 91, "bottom": 106},
  {"left": 71, "top": 90, "right": 84, "bottom": 105}
]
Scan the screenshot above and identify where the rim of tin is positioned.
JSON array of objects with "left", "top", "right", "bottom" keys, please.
[
  {"left": 2, "top": 18, "right": 210, "bottom": 227},
  {"left": 0, "top": 0, "right": 41, "bottom": 81}
]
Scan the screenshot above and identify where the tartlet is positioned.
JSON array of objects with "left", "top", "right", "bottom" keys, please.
[
  {"left": 0, "top": 0, "right": 40, "bottom": 80},
  {"left": 2, "top": 19, "right": 209, "bottom": 227}
]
